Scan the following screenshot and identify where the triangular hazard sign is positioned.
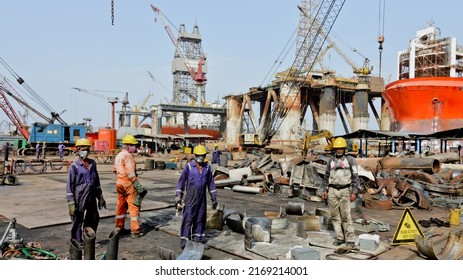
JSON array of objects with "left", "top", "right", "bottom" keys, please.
[{"left": 391, "top": 208, "right": 424, "bottom": 245}]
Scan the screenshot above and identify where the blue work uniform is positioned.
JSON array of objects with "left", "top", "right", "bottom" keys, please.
[
  {"left": 66, "top": 158, "right": 102, "bottom": 245},
  {"left": 212, "top": 149, "right": 221, "bottom": 165},
  {"left": 58, "top": 143, "right": 65, "bottom": 159},
  {"left": 176, "top": 160, "right": 217, "bottom": 249}
]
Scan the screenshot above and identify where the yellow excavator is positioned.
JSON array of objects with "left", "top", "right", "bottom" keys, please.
[{"left": 302, "top": 130, "right": 335, "bottom": 156}]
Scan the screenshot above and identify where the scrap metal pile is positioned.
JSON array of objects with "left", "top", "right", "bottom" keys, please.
[{"left": 211, "top": 150, "right": 463, "bottom": 211}]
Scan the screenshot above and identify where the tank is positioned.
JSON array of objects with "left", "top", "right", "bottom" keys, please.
[{"left": 98, "top": 127, "right": 117, "bottom": 151}]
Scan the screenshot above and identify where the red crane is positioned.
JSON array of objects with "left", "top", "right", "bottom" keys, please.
[
  {"left": 150, "top": 4, "right": 207, "bottom": 103},
  {"left": 0, "top": 78, "right": 30, "bottom": 140}
]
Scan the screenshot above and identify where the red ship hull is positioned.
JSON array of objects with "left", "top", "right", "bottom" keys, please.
[{"left": 382, "top": 77, "right": 463, "bottom": 133}]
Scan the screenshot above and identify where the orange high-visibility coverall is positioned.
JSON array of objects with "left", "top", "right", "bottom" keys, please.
[{"left": 113, "top": 149, "right": 140, "bottom": 234}]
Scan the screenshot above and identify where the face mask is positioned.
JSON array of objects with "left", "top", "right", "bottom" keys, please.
[
  {"left": 196, "top": 155, "right": 205, "bottom": 163},
  {"left": 79, "top": 150, "right": 89, "bottom": 159},
  {"left": 128, "top": 145, "right": 137, "bottom": 153}
]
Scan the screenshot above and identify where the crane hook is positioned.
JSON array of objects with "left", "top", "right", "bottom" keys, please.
[{"left": 111, "top": 0, "right": 115, "bottom": 25}]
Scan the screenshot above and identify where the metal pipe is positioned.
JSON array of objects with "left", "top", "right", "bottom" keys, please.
[
  {"left": 232, "top": 185, "right": 261, "bottom": 194},
  {"left": 425, "top": 152, "right": 459, "bottom": 163},
  {"left": 105, "top": 228, "right": 120, "bottom": 260},
  {"left": 214, "top": 178, "right": 242, "bottom": 188},
  {"left": 83, "top": 227, "right": 96, "bottom": 260},
  {"left": 379, "top": 157, "right": 440, "bottom": 174},
  {"left": 355, "top": 157, "right": 382, "bottom": 173},
  {"left": 285, "top": 202, "right": 305, "bottom": 215},
  {"left": 69, "top": 238, "right": 83, "bottom": 260},
  {"left": 0, "top": 218, "right": 15, "bottom": 248}
]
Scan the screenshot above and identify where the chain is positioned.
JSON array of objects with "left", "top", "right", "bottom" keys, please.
[{"left": 111, "top": 0, "right": 115, "bottom": 25}]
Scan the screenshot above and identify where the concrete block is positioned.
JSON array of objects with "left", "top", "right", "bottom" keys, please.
[
  {"left": 359, "top": 234, "right": 380, "bottom": 251},
  {"left": 290, "top": 247, "right": 320, "bottom": 260}
]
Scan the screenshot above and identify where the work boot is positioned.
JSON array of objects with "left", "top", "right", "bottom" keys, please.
[
  {"left": 345, "top": 242, "right": 356, "bottom": 248},
  {"left": 118, "top": 228, "right": 131, "bottom": 235},
  {"left": 131, "top": 232, "right": 145, "bottom": 239},
  {"left": 333, "top": 239, "right": 344, "bottom": 246}
]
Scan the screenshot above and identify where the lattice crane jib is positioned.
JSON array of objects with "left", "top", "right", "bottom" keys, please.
[{"left": 241, "top": 0, "right": 346, "bottom": 147}]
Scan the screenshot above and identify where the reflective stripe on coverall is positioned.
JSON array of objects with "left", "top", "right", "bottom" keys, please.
[
  {"left": 113, "top": 149, "right": 140, "bottom": 234},
  {"left": 322, "top": 155, "right": 361, "bottom": 243},
  {"left": 176, "top": 161, "right": 217, "bottom": 249},
  {"left": 66, "top": 158, "right": 102, "bottom": 244}
]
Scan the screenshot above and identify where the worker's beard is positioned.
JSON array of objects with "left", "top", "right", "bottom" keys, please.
[
  {"left": 335, "top": 151, "right": 344, "bottom": 158},
  {"left": 128, "top": 145, "right": 137, "bottom": 153}
]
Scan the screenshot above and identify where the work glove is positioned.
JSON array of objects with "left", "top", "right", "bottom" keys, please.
[
  {"left": 175, "top": 196, "right": 182, "bottom": 207},
  {"left": 133, "top": 180, "right": 147, "bottom": 207},
  {"left": 211, "top": 197, "right": 218, "bottom": 210},
  {"left": 133, "top": 180, "right": 147, "bottom": 198},
  {"left": 68, "top": 200, "right": 76, "bottom": 216},
  {"left": 98, "top": 196, "right": 107, "bottom": 210}
]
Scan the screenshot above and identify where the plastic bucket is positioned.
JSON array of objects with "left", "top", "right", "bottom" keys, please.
[{"left": 449, "top": 208, "right": 461, "bottom": 226}]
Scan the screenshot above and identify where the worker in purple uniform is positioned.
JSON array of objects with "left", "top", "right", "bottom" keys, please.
[
  {"left": 66, "top": 138, "right": 106, "bottom": 247},
  {"left": 58, "top": 141, "right": 65, "bottom": 159},
  {"left": 35, "top": 143, "right": 41, "bottom": 160},
  {"left": 175, "top": 144, "right": 218, "bottom": 249},
  {"left": 211, "top": 144, "right": 221, "bottom": 165}
]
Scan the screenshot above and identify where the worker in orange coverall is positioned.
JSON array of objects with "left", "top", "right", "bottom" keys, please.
[{"left": 113, "top": 134, "right": 147, "bottom": 239}]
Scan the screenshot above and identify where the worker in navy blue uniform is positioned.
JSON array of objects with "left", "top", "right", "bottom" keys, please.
[
  {"left": 211, "top": 143, "right": 221, "bottom": 165},
  {"left": 175, "top": 144, "right": 218, "bottom": 249},
  {"left": 66, "top": 138, "right": 106, "bottom": 246}
]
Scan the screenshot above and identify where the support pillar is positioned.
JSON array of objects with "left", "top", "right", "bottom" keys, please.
[
  {"left": 225, "top": 95, "right": 242, "bottom": 147},
  {"left": 352, "top": 83, "right": 370, "bottom": 132},
  {"left": 279, "top": 83, "right": 302, "bottom": 146},
  {"left": 319, "top": 85, "right": 336, "bottom": 134},
  {"left": 150, "top": 107, "right": 162, "bottom": 135}
]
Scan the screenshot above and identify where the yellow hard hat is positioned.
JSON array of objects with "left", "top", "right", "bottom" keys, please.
[
  {"left": 76, "top": 138, "right": 91, "bottom": 147},
  {"left": 193, "top": 144, "right": 207, "bottom": 155},
  {"left": 214, "top": 144, "right": 218, "bottom": 147},
  {"left": 122, "top": 134, "right": 138, "bottom": 145},
  {"left": 43, "top": 142, "right": 46, "bottom": 145},
  {"left": 332, "top": 137, "right": 347, "bottom": 149}
]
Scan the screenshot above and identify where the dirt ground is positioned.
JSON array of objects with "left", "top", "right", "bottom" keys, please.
[{"left": 1, "top": 153, "right": 463, "bottom": 261}]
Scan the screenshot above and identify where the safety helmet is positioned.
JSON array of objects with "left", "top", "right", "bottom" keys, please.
[
  {"left": 122, "top": 134, "right": 138, "bottom": 145},
  {"left": 193, "top": 144, "right": 207, "bottom": 156},
  {"left": 214, "top": 143, "right": 218, "bottom": 147},
  {"left": 43, "top": 142, "right": 46, "bottom": 145},
  {"left": 75, "top": 138, "right": 91, "bottom": 147},
  {"left": 332, "top": 137, "right": 347, "bottom": 149}
]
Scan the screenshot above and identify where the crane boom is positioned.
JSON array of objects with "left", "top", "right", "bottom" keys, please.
[
  {"left": 298, "top": 6, "right": 371, "bottom": 78},
  {"left": 0, "top": 57, "right": 68, "bottom": 125},
  {"left": 243, "top": 0, "right": 346, "bottom": 148},
  {"left": 72, "top": 87, "right": 121, "bottom": 129},
  {"left": 150, "top": 5, "right": 199, "bottom": 84},
  {"left": 150, "top": 4, "right": 207, "bottom": 105},
  {"left": 0, "top": 85, "right": 30, "bottom": 140}
]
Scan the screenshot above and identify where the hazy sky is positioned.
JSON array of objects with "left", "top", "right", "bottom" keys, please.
[{"left": 1, "top": 0, "right": 462, "bottom": 133}]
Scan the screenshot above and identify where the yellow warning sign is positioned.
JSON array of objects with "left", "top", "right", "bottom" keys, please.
[{"left": 391, "top": 208, "right": 424, "bottom": 245}]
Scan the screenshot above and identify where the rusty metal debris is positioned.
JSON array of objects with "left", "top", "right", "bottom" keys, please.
[{"left": 415, "top": 231, "right": 463, "bottom": 260}]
